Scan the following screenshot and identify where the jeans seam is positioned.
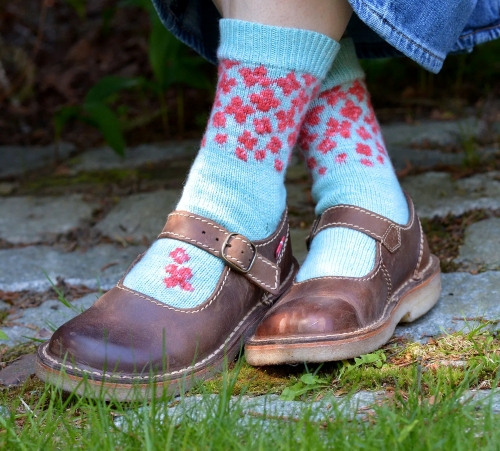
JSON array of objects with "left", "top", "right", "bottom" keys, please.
[{"left": 353, "top": 0, "right": 444, "bottom": 62}]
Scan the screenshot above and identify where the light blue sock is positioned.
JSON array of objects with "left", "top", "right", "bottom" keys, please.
[
  {"left": 124, "top": 20, "right": 339, "bottom": 307},
  {"left": 296, "top": 38, "right": 409, "bottom": 281}
]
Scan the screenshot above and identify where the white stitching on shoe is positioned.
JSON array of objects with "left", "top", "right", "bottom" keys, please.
[
  {"left": 40, "top": 304, "right": 261, "bottom": 381},
  {"left": 380, "top": 260, "right": 392, "bottom": 300},
  {"left": 116, "top": 269, "right": 231, "bottom": 314},
  {"left": 293, "top": 262, "right": 382, "bottom": 284},
  {"left": 313, "top": 222, "right": 384, "bottom": 240}
]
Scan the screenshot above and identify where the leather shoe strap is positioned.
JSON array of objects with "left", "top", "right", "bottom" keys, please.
[
  {"left": 159, "top": 211, "right": 281, "bottom": 295},
  {"left": 307, "top": 193, "right": 414, "bottom": 253}
]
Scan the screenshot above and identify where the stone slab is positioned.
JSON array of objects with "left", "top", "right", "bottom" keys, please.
[
  {"left": 95, "top": 190, "right": 181, "bottom": 242},
  {"left": 401, "top": 171, "right": 500, "bottom": 218},
  {"left": 0, "top": 143, "right": 76, "bottom": 179},
  {"left": 395, "top": 271, "right": 500, "bottom": 341},
  {"left": 0, "top": 293, "right": 98, "bottom": 346},
  {"left": 0, "top": 195, "right": 97, "bottom": 244},
  {"left": 0, "top": 245, "right": 145, "bottom": 292},
  {"left": 115, "top": 389, "right": 500, "bottom": 430},
  {"left": 0, "top": 354, "right": 36, "bottom": 386},
  {"left": 455, "top": 218, "right": 500, "bottom": 270},
  {"left": 69, "top": 141, "right": 199, "bottom": 173},
  {"left": 382, "top": 118, "right": 486, "bottom": 149}
]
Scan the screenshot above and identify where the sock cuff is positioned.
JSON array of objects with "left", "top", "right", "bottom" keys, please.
[
  {"left": 217, "top": 19, "right": 340, "bottom": 79},
  {"left": 323, "top": 37, "right": 365, "bottom": 88}
]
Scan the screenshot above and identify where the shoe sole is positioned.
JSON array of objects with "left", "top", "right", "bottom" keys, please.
[
  {"left": 35, "top": 260, "right": 298, "bottom": 401},
  {"left": 245, "top": 257, "right": 441, "bottom": 366}
]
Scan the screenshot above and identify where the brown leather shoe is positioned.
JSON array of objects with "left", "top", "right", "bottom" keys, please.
[
  {"left": 245, "top": 194, "right": 441, "bottom": 365},
  {"left": 36, "top": 210, "right": 297, "bottom": 400}
]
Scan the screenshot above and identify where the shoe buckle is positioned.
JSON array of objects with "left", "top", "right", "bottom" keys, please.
[{"left": 221, "top": 232, "right": 257, "bottom": 274}]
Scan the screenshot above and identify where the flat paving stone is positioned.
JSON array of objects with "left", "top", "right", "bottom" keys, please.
[
  {"left": 0, "top": 354, "right": 36, "bottom": 386},
  {"left": 382, "top": 118, "right": 486, "bottom": 149},
  {"left": 0, "top": 293, "right": 98, "bottom": 346},
  {"left": 395, "top": 271, "right": 500, "bottom": 341},
  {"left": 0, "top": 195, "right": 97, "bottom": 244},
  {"left": 0, "top": 245, "right": 145, "bottom": 293},
  {"left": 401, "top": 171, "right": 500, "bottom": 218},
  {"left": 0, "top": 143, "right": 76, "bottom": 179},
  {"left": 95, "top": 190, "right": 181, "bottom": 242},
  {"left": 115, "top": 389, "right": 500, "bottom": 430},
  {"left": 69, "top": 141, "right": 199, "bottom": 173},
  {"left": 455, "top": 218, "right": 500, "bottom": 270}
]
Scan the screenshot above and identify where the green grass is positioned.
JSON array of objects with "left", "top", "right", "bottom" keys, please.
[{"left": 1, "top": 325, "right": 499, "bottom": 450}]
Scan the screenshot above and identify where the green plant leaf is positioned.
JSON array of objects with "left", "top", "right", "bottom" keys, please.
[
  {"left": 84, "top": 103, "right": 126, "bottom": 156},
  {"left": 0, "top": 330, "right": 8, "bottom": 340},
  {"left": 54, "top": 106, "right": 82, "bottom": 138},
  {"left": 84, "top": 76, "right": 144, "bottom": 104},
  {"left": 300, "top": 374, "right": 327, "bottom": 386},
  {"left": 397, "top": 419, "right": 419, "bottom": 443}
]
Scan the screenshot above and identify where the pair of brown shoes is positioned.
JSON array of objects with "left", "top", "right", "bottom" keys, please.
[{"left": 36, "top": 194, "right": 441, "bottom": 400}]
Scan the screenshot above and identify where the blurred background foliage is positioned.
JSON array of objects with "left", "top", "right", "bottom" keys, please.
[{"left": 1, "top": 0, "right": 499, "bottom": 153}]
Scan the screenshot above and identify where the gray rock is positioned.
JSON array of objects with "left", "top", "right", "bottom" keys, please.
[
  {"left": 0, "top": 143, "right": 76, "bottom": 179},
  {"left": 0, "top": 244, "right": 145, "bottom": 292},
  {"left": 395, "top": 271, "right": 500, "bottom": 341},
  {"left": 70, "top": 141, "right": 199, "bottom": 173},
  {"left": 389, "top": 147, "right": 473, "bottom": 172},
  {"left": 0, "top": 293, "right": 98, "bottom": 346},
  {"left": 460, "top": 389, "right": 500, "bottom": 414},
  {"left": 0, "top": 300, "right": 9, "bottom": 311},
  {"left": 0, "top": 406, "right": 9, "bottom": 419},
  {"left": 0, "top": 195, "right": 97, "bottom": 244},
  {"left": 96, "top": 190, "right": 181, "bottom": 242},
  {"left": 455, "top": 218, "right": 500, "bottom": 270},
  {"left": 401, "top": 171, "right": 500, "bottom": 218},
  {"left": 290, "top": 228, "right": 309, "bottom": 265},
  {"left": 382, "top": 118, "right": 486, "bottom": 149}
]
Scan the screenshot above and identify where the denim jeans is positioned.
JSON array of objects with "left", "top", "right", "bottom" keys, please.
[{"left": 152, "top": 0, "right": 500, "bottom": 73}]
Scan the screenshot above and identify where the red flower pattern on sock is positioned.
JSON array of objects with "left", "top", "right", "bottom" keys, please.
[{"left": 164, "top": 248, "right": 194, "bottom": 292}]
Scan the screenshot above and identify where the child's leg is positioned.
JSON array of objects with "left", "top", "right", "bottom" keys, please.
[
  {"left": 245, "top": 38, "right": 441, "bottom": 365},
  {"left": 36, "top": 0, "right": 356, "bottom": 397},
  {"left": 296, "top": 38, "right": 409, "bottom": 281}
]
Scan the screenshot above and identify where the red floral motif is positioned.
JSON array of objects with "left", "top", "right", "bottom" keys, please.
[
  {"left": 364, "top": 110, "right": 378, "bottom": 133},
  {"left": 356, "top": 126, "right": 372, "bottom": 140},
  {"left": 377, "top": 155, "right": 385, "bottom": 164},
  {"left": 318, "top": 166, "right": 327, "bottom": 175},
  {"left": 222, "top": 60, "right": 239, "bottom": 70},
  {"left": 287, "top": 131, "right": 297, "bottom": 147},
  {"left": 340, "top": 100, "right": 363, "bottom": 121},
  {"left": 356, "top": 143, "right": 372, "bottom": 157},
  {"left": 214, "top": 133, "right": 227, "bottom": 145},
  {"left": 306, "top": 157, "right": 317, "bottom": 169},
  {"left": 164, "top": 264, "right": 194, "bottom": 292},
  {"left": 326, "top": 118, "right": 351, "bottom": 138},
  {"left": 254, "top": 150, "right": 266, "bottom": 161},
  {"left": 335, "top": 153, "right": 347, "bottom": 164},
  {"left": 253, "top": 117, "right": 272, "bottom": 135},
  {"left": 170, "top": 247, "right": 190, "bottom": 264},
  {"left": 212, "top": 112, "right": 226, "bottom": 128},
  {"left": 361, "top": 158, "right": 374, "bottom": 167},
  {"left": 274, "top": 159, "right": 284, "bottom": 172},
  {"left": 318, "top": 137, "right": 337, "bottom": 154},
  {"left": 250, "top": 89, "right": 281, "bottom": 112},
  {"left": 298, "top": 128, "right": 317, "bottom": 152},
  {"left": 302, "top": 74, "right": 317, "bottom": 87},
  {"left": 238, "top": 130, "right": 258, "bottom": 150},
  {"left": 319, "top": 86, "right": 347, "bottom": 107},
  {"left": 291, "top": 90, "right": 309, "bottom": 113},
  {"left": 303, "top": 105, "right": 325, "bottom": 126},
  {"left": 219, "top": 72, "right": 237, "bottom": 94},
  {"left": 276, "top": 72, "right": 301, "bottom": 96},
  {"left": 224, "top": 96, "right": 255, "bottom": 124},
  {"left": 376, "top": 141, "right": 387, "bottom": 156},
  {"left": 201, "top": 136, "right": 207, "bottom": 147},
  {"left": 235, "top": 147, "right": 248, "bottom": 162},
  {"left": 347, "top": 80, "right": 366, "bottom": 102},
  {"left": 266, "top": 136, "right": 282, "bottom": 154},
  {"left": 239, "top": 66, "right": 271, "bottom": 87},
  {"left": 275, "top": 108, "right": 295, "bottom": 131}
]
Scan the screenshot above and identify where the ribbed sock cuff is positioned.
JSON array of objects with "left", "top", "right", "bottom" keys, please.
[
  {"left": 323, "top": 37, "right": 365, "bottom": 88},
  {"left": 217, "top": 19, "right": 340, "bottom": 79}
]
